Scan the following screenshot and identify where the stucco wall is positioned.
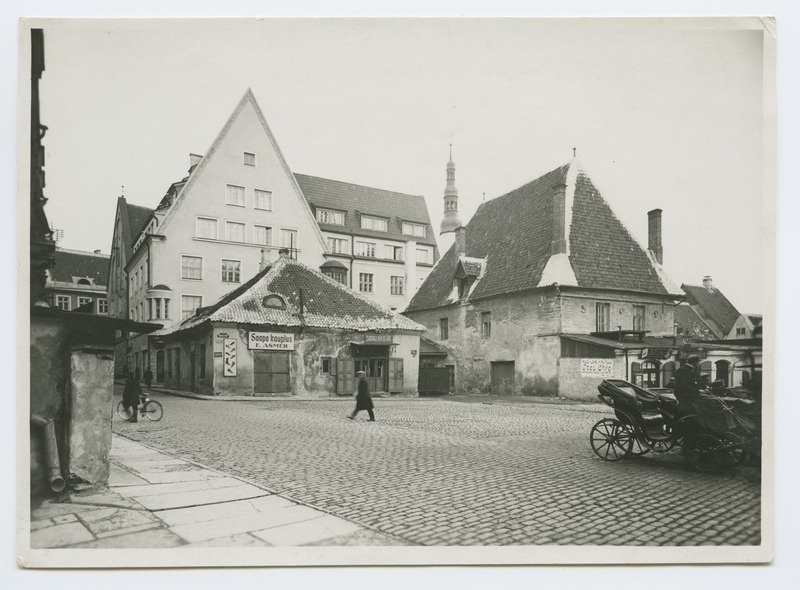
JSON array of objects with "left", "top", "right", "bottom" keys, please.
[
  {"left": 560, "top": 291, "right": 676, "bottom": 336},
  {"left": 558, "top": 354, "right": 627, "bottom": 401}
]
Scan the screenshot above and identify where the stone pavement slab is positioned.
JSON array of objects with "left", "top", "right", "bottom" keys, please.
[
  {"left": 156, "top": 494, "right": 295, "bottom": 527},
  {"left": 31, "top": 521, "right": 94, "bottom": 548},
  {"left": 131, "top": 483, "right": 269, "bottom": 511},
  {"left": 251, "top": 514, "right": 362, "bottom": 546},
  {"left": 112, "top": 476, "right": 245, "bottom": 498}
]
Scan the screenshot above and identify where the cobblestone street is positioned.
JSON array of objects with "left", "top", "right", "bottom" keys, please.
[{"left": 112, "top": 389, "right": 761, "bottom": 547}]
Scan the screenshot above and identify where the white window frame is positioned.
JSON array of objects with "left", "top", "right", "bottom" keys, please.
[
  {"left": 254, "top": 189, "right": 272, "bottom": 211},
  {"left": 356, "top": 241, "right": 376, "bottom": 257},
  {"left": 221, "top": 258, "right": 242, "bottom": 283},
  {"left": 390, "top": 276, "right": 404, "bottom": 296},
  {"left": 327, "top": 237, "right": 348, "bottom": 254},
  {"left": 360, "top": 215, "right": 388, "bottom": 232},
  {"left": 416, "top": 248, "right": 431, "bottom": 264},
  {"left": 56, "top": 295, "right": 71, "bottom": 310},
  {"left": 181, "top": 255, "right": 204, "bottom": 281},
  {"left": 359, "top": 273, "right": 374, "bottom": 293},
  {"left": 225, "top": 221, "right": 246, "bottom": 243},
  {"left": 77, "top": 296, "right": 93, "bottom": 308},
  {"left": 385, "top": 245, "right": 404, "bottom": 261},
  {"left": 196, "top": 216, "right": 218, "bottom": 240},
  {"left": 181, "top": 295, "right": 204, "bottom": 320},
  {"left": 225, "top": 183, "right": 246, "bottom": 207},
  {"left": 280, "top": 228, "right": 299, "bottom": 248},
  {"left": 253, "top": 224, "right": 272, "bottom": 246},
  {"left": 317, "top": 208, "right": 345, "bottom": 225},
  {"left": 243, "top": 152, "right": 256, "bottom": 166},
  {"left": 97, "top": 298, "right": 108, "bottom": 314},
  {"left": 402, "top": 222, "right": 426, "bottom": 237}
]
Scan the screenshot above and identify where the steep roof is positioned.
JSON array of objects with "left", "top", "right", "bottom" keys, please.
[
  {"left": 167, "top": 256, "right": 425, "bottom": 334},
  {"left": 116, "top": 196, "right": 154, "bottom": 262},
  {"left": 49, "top": 248, "right": 110, "bottom": 285},
  {"left": 682, "top": 283, "right": 742, "bottom": 336},
  {"left": 294, "top": 173, "right": 439, "bottom": 252},
  {"left": 674, "top": 303, "right": 715, "bottom": 340},
  {"left": 406, "top": 162, "right": 674, "bottom": 312}
]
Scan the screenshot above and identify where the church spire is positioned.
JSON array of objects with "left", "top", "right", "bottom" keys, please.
[{"left": 440, "top": 144, "right": 462, "bottom": 240}]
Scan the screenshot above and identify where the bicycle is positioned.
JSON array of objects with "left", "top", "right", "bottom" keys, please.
[{"left": 116, "top": 394, "right": 163, "bottom": 422}]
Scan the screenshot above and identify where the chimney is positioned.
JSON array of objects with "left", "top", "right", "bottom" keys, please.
[
  {"left": 258, "top": 248, "right": 270, "bottom": 271},
  {"left": 454, "top": 226, "right": 466, "bottom": 256},
  {"left": 551, "top": 182, "right": 568, "bottom": 255},
  {"left": 647, "top": 209, "right": 663, "bottom": 264},
  {"left": 189, "top": 153, "right": 202, "bottom": 171},
  {"left": 703, "top": 275, "right": 714, "bottom": 291}
]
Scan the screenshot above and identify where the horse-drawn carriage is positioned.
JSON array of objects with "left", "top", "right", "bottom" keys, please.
[{"left": 589, "top": 379, "right": 760, "bottom": 472}]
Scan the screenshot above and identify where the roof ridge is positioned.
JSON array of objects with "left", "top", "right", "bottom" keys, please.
[
  {"left": 55, "top": 247, "right": 110, "bottom": 257},
  {"left": 294, "top": 172, "right": 422, "bottom": 199}
]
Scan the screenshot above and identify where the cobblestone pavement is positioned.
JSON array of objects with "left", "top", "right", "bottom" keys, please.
[{"left": 112, "top": 389, "right": 761, "bottom": 546}]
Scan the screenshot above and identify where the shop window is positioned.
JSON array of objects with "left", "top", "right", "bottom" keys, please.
[
  {"left": 632, "top": 360, "right": 660, "bottom": 388},
  {"left": 662, "top": 361, "right": 676, "bottom": 387}
]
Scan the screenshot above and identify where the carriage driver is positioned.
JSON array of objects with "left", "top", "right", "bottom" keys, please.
[{"left": 674, "top": 355, "right": 735, "bottom": 428}]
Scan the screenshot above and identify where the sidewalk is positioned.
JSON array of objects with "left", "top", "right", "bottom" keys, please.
[{"left": 30, "top": 435, "right": 407, "bottom": 549}]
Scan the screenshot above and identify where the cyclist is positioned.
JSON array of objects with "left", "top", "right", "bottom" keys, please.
[{"left": 122, "top": 370, "right": 142, "bottom": 423}]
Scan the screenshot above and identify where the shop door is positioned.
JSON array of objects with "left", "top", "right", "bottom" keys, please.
[
  {"left": 254, "top": 351, "right": 290, "bottom": 393},
  {"left": 336, "top": 358, "right": 355, "bottom": 395},
  {"left": 155, "top": 350, "right": 165, "bottom": 382},
  {"left": 388, "top": 358, "right": 404, "bottom": 393},
  {"left": 490, "top": 361, "right": 515, "bottom": 395}
]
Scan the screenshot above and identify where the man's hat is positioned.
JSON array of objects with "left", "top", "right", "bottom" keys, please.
[
  {"left": 686, "top": 354, "right": 701, "bottom": 363},
  {"left": 356, "top": 370, "right": 365, "bottom": 375}
]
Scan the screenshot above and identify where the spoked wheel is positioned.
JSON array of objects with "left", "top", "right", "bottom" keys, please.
[
  {"left": 623, "top": 425, "right": 651, "bottom": 457},
  {"left": 682, "top": 433, "right": 727, "bottom": 473},
  {"left": 645, "top": 438, "right": 676, "bottom": 453},
  {"left": 590, "top": 418, "right": 634, "bottom": 461},
  {"left": 142, "top": 400, "right": 163, "bottom": 422},
  {"left": 116, "top": 401, "right": 135, "bottom": 421}
]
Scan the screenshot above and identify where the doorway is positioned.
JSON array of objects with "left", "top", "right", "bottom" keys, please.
[
  {"left": 254, "top": 351, "right": 290, "bottom": 394},
  {"left": 490, "top": 361, "right": 515, "bottom": 395}
]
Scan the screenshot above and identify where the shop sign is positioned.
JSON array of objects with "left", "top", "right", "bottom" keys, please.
[
  {"left": 580, "top": 358, "right": 614, "bottom": 378},
  {"left": 676, "top": 348, "right": 707, "bottom": 360},
  {"left": 639, "top": 347, "right": 674, "bottom": 360},
  {"left": 248, "top": 331, "right": 295, "bottom": 351},
  {"left": 217, "top": 332, "right": 229, "bottom": 339},
  {"left": 223, "top": 339, "right": 237, "bottom": 376}
]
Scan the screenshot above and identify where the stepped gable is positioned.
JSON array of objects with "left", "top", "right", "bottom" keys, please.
[
  {"left": 295, "top": 173, "right": 438, "bottom": 252},
  {"left": 169, "top": 256, "right": 425, "bottom": 334},
  {"left": 50, "top": 248, "right": 110, "bottom": 284}
]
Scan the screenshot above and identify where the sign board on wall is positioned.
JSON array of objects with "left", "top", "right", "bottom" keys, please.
[
  {"left": 223, "top": 339, "right": 237, "bottom": 376},
  {"left": 580, "top": 358, "right": 614, "bottom": 378},
  {"left": 248, "top": 332, "right": 295, "bottom": 351}
]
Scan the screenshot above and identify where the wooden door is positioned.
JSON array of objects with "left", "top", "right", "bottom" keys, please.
[
  {"left": 254, "top": 351, "right": 291, "bottom": 393},
  {"left": 490, "top": 361, "right": 515, "bottom": 395},
  {"left": 388, "top": 358, "right": 404, "bottom": 393},
  {"left": 336, "top": 358, "right": 354, "bottom": 395}
]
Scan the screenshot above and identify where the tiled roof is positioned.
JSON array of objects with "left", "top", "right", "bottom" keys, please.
[
  {"left": 674, "top": 303, "right": 715, "bottom": 340},
  {"left": 407, "top": 162, "right": 672, "bottom": 312},
  {"left": 419, "top": 337, "right": 448, "bottom": 356},
  {"left": 294, "top": 173, "right": 439, "bottom": 253},
  {"left": 682, "top": 284, "right": 742, "bottom": 336},
  {"left": 49, "top": 248, "right": 110, "bottom": 285},
  {"left": 167, "top": 256, "right": 425, "bottom": 334},
  {"left": 127, "top": 203, "right": 153, "bottom": 242}
]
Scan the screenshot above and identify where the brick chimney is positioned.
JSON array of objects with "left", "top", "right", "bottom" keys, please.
[
  {"left": 454, "top": 226, "right": 466, "bottom": 256},
  {"left": 647, "top": 209, "right": 663, "bottom": 264},
  {"left": 551, "top": 182, "right": 568, "bottom": 255},
  {"left": 703, "top": 275, "right": 714, "bottom": 291},
  {"left": 189, "top": 153, "right": 202, "bottom": 171}
]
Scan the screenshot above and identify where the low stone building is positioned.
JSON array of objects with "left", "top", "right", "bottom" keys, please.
[
  {"left": 404, "top": 159, "right": 686, "bottom": 400},
  {"left": 161, "top": 253, "right": 425, "bottom": 396}
]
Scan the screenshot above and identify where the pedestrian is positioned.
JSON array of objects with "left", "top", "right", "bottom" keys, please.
[
  {"left": 348, "top": 370, "right": 375, "bottom": 421},
  {"left": 122, "top": 370, "right": 142, "bottom": 423},
  {"left": 134, "top": 366, "right": 141, "bottom": 383},
  {"left": 143, "top": 366, "right": 153, "bottom": 390}
]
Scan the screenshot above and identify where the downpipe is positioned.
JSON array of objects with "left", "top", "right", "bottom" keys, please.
[{"left": 31, "top": 414, "right": 67, "bottom": 494}]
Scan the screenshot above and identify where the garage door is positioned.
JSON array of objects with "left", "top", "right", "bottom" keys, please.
[{"left": 254, "top": 351, "right": 290, "bottom": 394}]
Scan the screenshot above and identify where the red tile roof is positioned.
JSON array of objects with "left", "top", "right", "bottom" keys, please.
[
  {"left": 167, "top": 256, "right": 425, "bottom": 334},
  {"left": 406, "top": 163, "right": 672, "bottom": 312},
  {"left": 49, "top": 248, "right": 110, "bottom": 285}
]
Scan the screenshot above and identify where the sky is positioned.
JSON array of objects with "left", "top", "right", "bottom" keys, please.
[{"left": 37, "top": 18, "right": 769, "bottom": 313}]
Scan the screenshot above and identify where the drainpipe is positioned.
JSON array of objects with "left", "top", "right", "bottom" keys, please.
[
  {"left": 31, "top": 414, "right": 66, "bottom": 493},
  {"left": 624, "top": 349, "right": 629, "bottom": 381}
]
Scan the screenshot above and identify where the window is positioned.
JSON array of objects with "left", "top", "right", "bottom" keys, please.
[
  {"left": 226, "top": 221, "right": 246, "bottom": 243},
  {"left": 254, "top": 189, "right": 272, "bottom": 210},
  {"left": 181, "top": 295, "right": 203, "bottom": 320},
  {"left": 390, "top": 276, "right": 404, "bottom": 295},
  {"left": 323, "top": 269, "right": 347, "bottom": 284},
  {"left": 322, "top": 358, "right": 331, "bottom": 374},
  {"left": 77, "top": 296, "right": 92, "bottom": 309},
  {"left": 164, "top": 298, "right": 170, "bottom": 319},
  {"left": 221, "top": 259, "right": 241, "bottom": 283},
  {"left": 596, "top": 302, "right": 611, "bottom": 332},
  {"left": 226, "top": 184, "right": 245, "bottom": 207},
  {"left": 356, "top": 241, "right": 376, "bottom": 257},
  {"left": 317, "top": 208, "right": 344, "bottom": 225},
  {"left": 416, "top": 248, "right": 431, "bottom": 264},
  {"left": 633, "top": 305, "right": 646, "bottom": 331},
  {"left": 360, "top": 215, "right": 388, "bottom": 232},
  {"left": 481, "top": 312, "right": 492, "bottom": 338},
  {"left": 385, "top": 245, "right": 404, "bottom": 261},
  {"left": 56, "top": 295, "right": 71, "bottom": 310},
  {"left": 359, "top": 273, "right": 374, "bottom": 293},
  {"left": 151, "top": 298, "right": 161, "bottom": 320},
  {"left": 97, "top": 298, "right": 108, "bottom": 314},
  {"left": 736, "top": 327, "right": 746, "bottom": 336},
  {"left": 327, "top": 237, "right": 348, "bottom": 254},
  {"left": 280, "top": 229, "right": 299, "bottom": 257},
  {"left": 243, "top": 152, "right": 256, "bottom": 166},
  {"left": 402, "top": 222, "right": 426, "bottom": 237},
  {"left": 181, "top": 255, "right": 203, "bottom": 280},
  {"left": 439, "top": 318, "right": 449, "bottom": 340},
  {"left": 253, "top": 225, "right": 272, "bottom": 246},
  {"left": 196, "top": 216, "right": 218, "bottom": 240}
]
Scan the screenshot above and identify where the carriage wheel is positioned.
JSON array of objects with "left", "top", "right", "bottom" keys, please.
[
  {"left": 590, "top": 418, "right": 634, "bottom": 461},
  {"left": 645, "top": 438, "right": 676, "bottom": 453},
  {"left": 621, "top": 424, "right": 651, "bottom": 456},
  {"left": 682, "top": 433, "right": 726, "bottom": 473}
]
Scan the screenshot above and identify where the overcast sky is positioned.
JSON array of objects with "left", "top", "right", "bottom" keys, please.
[{"left": 38, "top": 18, "right": 769, "bottom": 313}]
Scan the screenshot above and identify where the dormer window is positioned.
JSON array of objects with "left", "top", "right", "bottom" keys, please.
[
  {"left": 77, "top": 278, "right": 92, "bottom": 287},
  {"left": 402, "top": 222, "right": 426, "bottom": 237},
  {"left": 361, "top": 215, "right": 388, "bottom": 232},
  {"left": 262, "top": 295, "right": 286, "bottom": 310},
  {"left": 317, "top": 208, "right": 345, "bottom": 225},
  {"left": 244, "top": 152, "right": 256, "bottom": 166}
]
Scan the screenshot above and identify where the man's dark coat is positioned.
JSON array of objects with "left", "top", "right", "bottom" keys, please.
[{"left": 355, "top": 377, "right": 374, "bottom": 410}]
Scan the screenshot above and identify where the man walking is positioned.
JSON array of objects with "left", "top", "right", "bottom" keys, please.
[
  {"left": 143, "top": 366, "right": 153, "bottom": 390},
  {"left": 122, "top": 370, "right": 142, "bottom": 423},
  {"left": 348, "top": 370, "right": 375, "bottom": 421}
]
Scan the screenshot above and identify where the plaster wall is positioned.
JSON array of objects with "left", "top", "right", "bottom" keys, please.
[{"left": 560, "top": 291, "right": 676, "bottom": 336}]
